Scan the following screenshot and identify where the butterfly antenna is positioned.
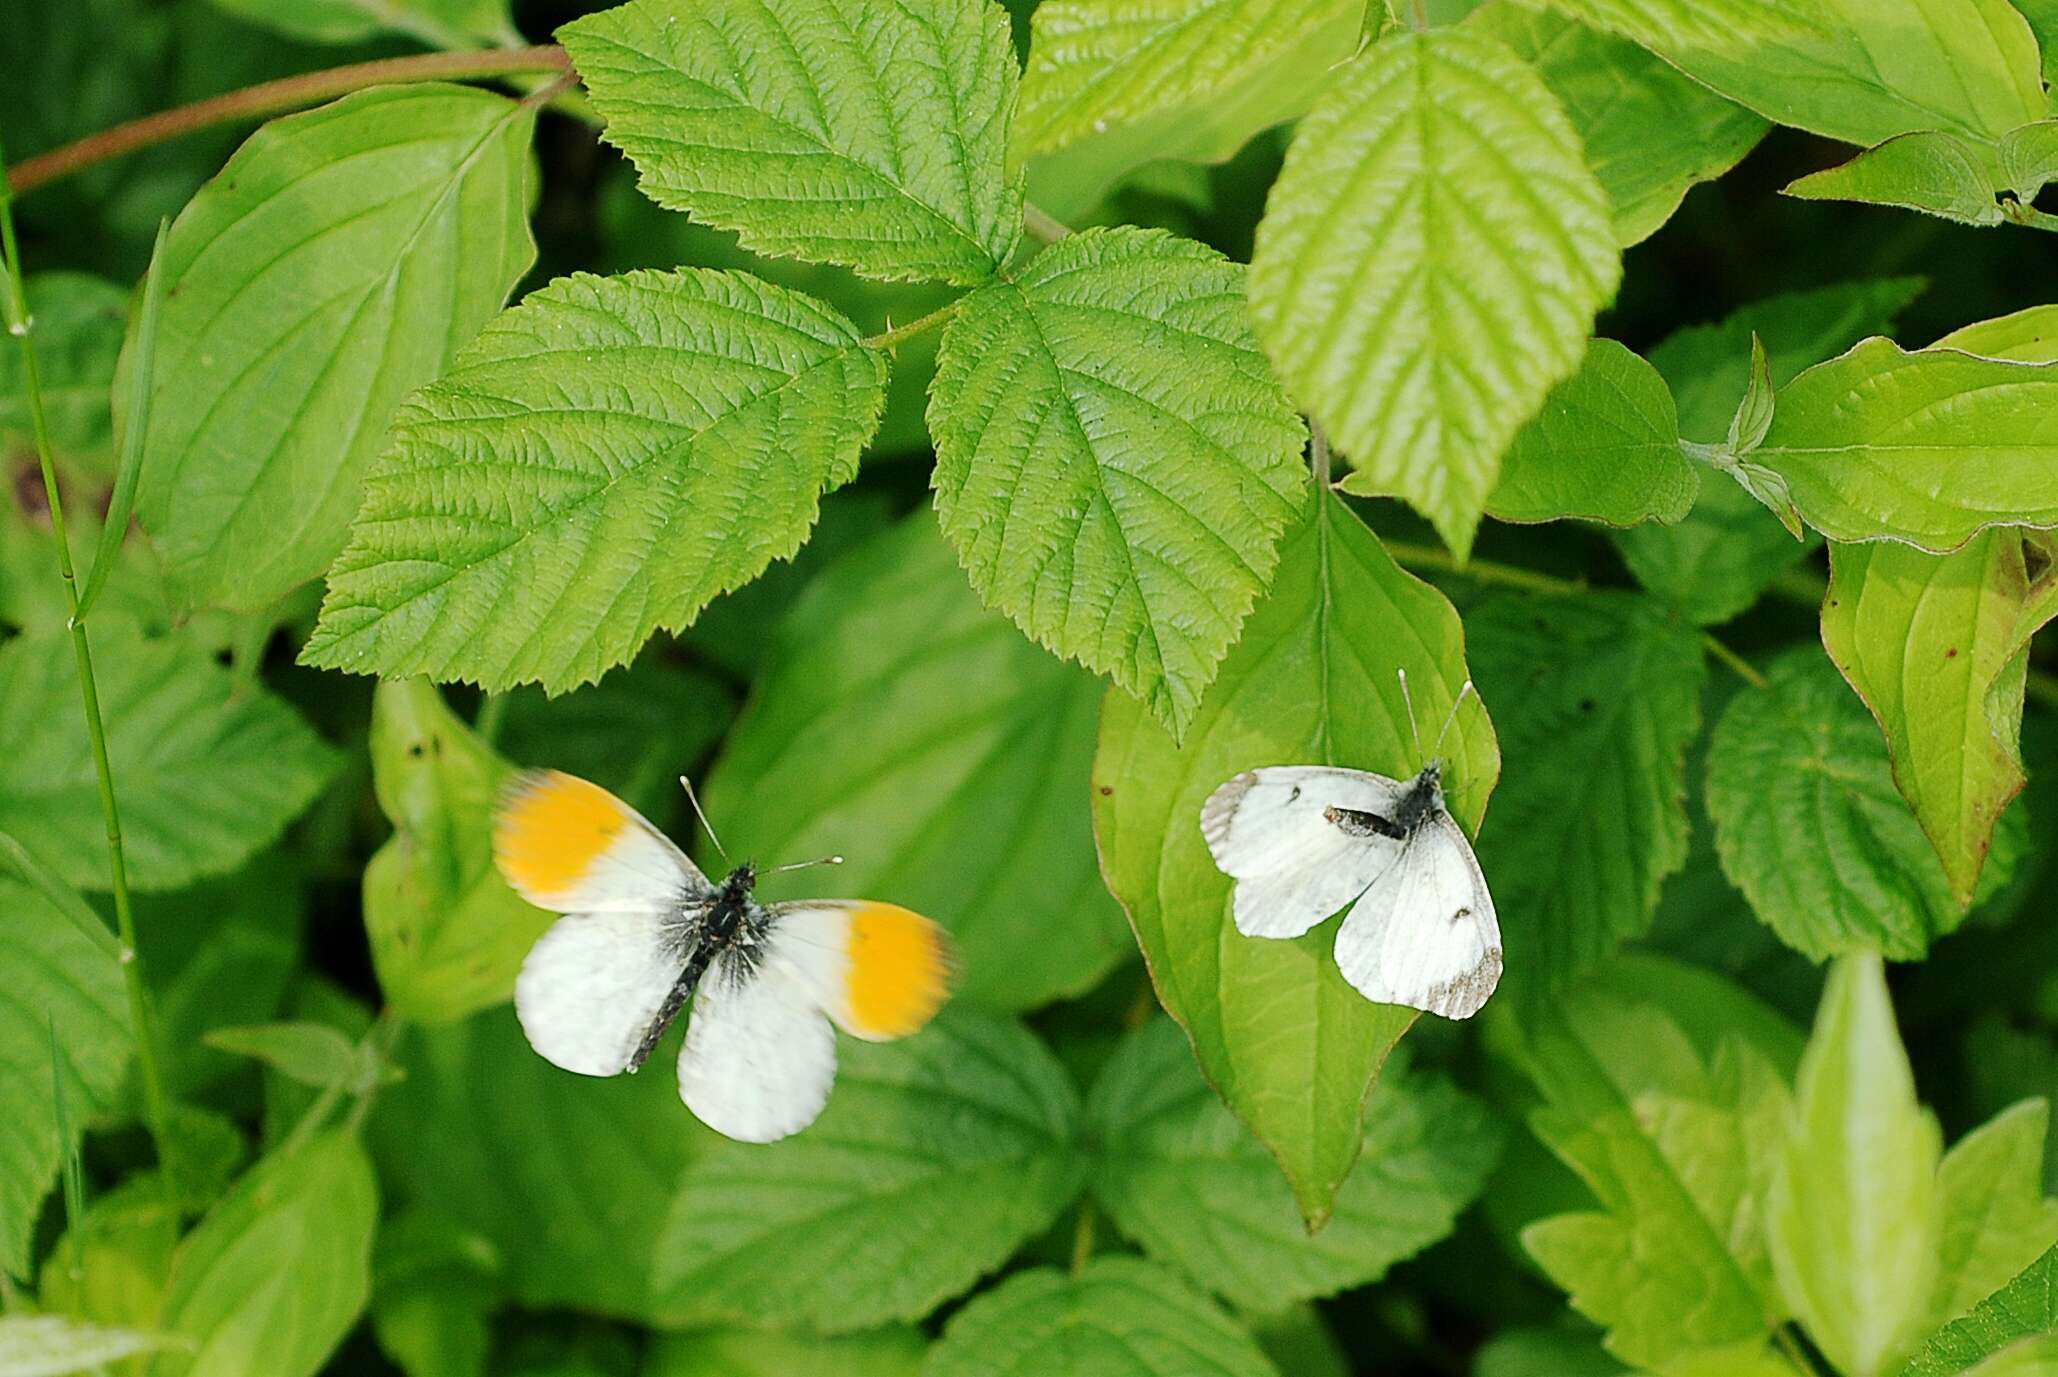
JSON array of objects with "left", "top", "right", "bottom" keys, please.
[
  {"left": 1396, "top": 668, "right": 1425, "bottom": 762},
  {"left": 767, "top": 854, "right": 844, "bottom": 875},
  {"left": 1431, "top": 680, "right": 1475, "bottom": 761},
  {"left": 678, "top": 775, "right": 731, "bottom": 865}
]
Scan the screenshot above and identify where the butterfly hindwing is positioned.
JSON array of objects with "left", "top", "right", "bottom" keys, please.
[
  {"left": 1332, "top": 813, "right": 1501, "bottom": 1020},
  {"left": 678, "top": 944, "right": 836, "bottom": 1144},
  {"left": 1201, "top": 766, "right": 1411, "bottom": 938}
]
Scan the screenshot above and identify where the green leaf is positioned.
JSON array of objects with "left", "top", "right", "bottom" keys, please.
[
  {"left": 1248, "top": 28, "right": 1621, "bottom": 557},
  {"left": 1707, "top": 649, "right": 1984, "bottom": 960},
  {"left": 362, "top": 679, "right": 553, "bottom": 1025},
  {"left": 0, "top": 1316, "right": 179, "bottom": 1377},
  {"left": 1784, "top": 131, "right": 2009, "bottom": 225},
  {"left": 1769, "top": 954, "right": 1943, "bottom": 1377},
  {"left": 82, "top": 218, "right": 171, "bottom": 624},
  {"left": 0, "top": 622, "right": 339, "bottom": 892},
  {"left": 652, "top": 1009, "right": 1082, "bottom": 1331},
  {"left": 1472, "top": 1328, "right": 1631, "bottom": 1377},
  {"left": 1933, "top": 1101, "right": 2058, "bottom": 1328},
  {"left": 1906, "top": 1244, "right": 2058, "bottom": 1377},
  {"left": 0, "top": 273, "right": 128, "bottom": 477},
  {"left": 303, "top": 269, "right": 886, "bottom": 693},
  {"left": 202, "top": 1022, "right": 379, "bottom": 1094},
  {"left": 1523, "top": 0, "right": 1804, "bottom": 50},
  {"left": 1087, "top": 1017, "right": 1502, "bottom": 1310},
  {"left": 1092, "top": 488, "right": 1498, "bottom": 1226},
  {"left": 1753, "top": 339, "right": 2058, "bottom": 551},
  {"left": 368, "top": 1209, "right": 498, "bottom": 1377},
  {"left": 154, "top": 1132, "right": 379, "bottom": 1377},
  {"left": 1821, "top": 531, "right": 2058, "bottom": 906},
  {"left": 645, "top": 1327, "right": 925, "bottom": 1377},
  {"left": 1641, "top": 0, "right": 2045, "bottom": 148},
  {"left": 0, "top": 859, "right": 128, "bottom": 1278},
  {"left": 369, "top": 1006, "right": 706, "bottom": 1320},
  {"left": 38, "top": 1175, "right": 180, "bottom": 1368},
  {"left": 1940, "top": 304, "right": 2058, "bottom": 361},
  {"left": 1014, "top": 0, "right": 1363, "bottom": 220},
  {"left": 497, "top": 656, "right": 734, "bottom": 829},
  {"left": 1464, "top": 3, "right": 1767, "bottom": 246},
  {"left": 134, "top": 84, "right": 536, "bottom": 613},
  {"left": 701, "top": 512, "right": 1130, "bottom": 1011},
  {"left": 202, "top": 0, "right": 517, "bottom": 47},
  {"left": 1612, "top": 276, "right": 1926, "bottom": 623},
  {"left": 1466, "top": 591, "right": 1706, "bottom": 1005},
  {"left": 924, "top": 1258, "right": 1279, "bottom": 1377},
  {"left": 1517, "top": 973, "right": 1790, "bottom": 1371},
  {"left": 927, "top": 225, "right": 1306, "bottom": 738},
  {"left": 1486, "top": 340, "right": 1695, "bottom": 528},
  {"left": 561, "top": 0, "right": 1023, "bottom": 285}
]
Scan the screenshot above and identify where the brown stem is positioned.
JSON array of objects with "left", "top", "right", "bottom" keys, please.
[{"left": 5, "top": 45, "right": 572, "bottom": 197}]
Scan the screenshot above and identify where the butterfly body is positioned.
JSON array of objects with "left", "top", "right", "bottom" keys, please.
[
  {"left": 1202, "top": 760, "right": 1501, "bottom": 1020},
  {"left": 495, "top": 770, "right": 956, "bottom": 1142}
]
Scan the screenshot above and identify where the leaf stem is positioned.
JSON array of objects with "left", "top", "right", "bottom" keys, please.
[
  {"left": 1070, "top": 1199, "right": 1096, "bottom": 1275},
  {"left": 862, "top": 297, "right": 963, "bottom": 352},
  {"left": 1309, "top": 417, "right": 1333, "bottom": 488},
  {"left": 3, "top": 46, "right": 573, "bottom": 198},
  {"left": 1382, "top": 538, "right": 1769, "bottom": 687},
  {"left": 1773, "top": 1325, "right": 1826, "bottom": 1376},
  {"left": 474, "top": 691, "right": 511, "bottom": 746},
  {"left": 1023, "top": 203, "right": 1075, "bottom": 244},
  {"left": 0, "top": 138, "right": 176, "bottom": 1184}
]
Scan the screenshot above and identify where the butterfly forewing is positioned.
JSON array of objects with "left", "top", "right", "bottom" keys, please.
[
  {"left": 496, "top": 769, "right": 711, "bottom": 912},
  {"left": 762, "top": 901, "right": 958, "bottom": 1041},
  {"left": 1202, "top": 766, "right": 1411, "bottom": 939},
  {"left": 514, "top": 907, "right": 699, "bottom": 1076}
]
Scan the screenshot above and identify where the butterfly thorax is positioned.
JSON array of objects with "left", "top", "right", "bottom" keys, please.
[
  {"left": 1325, "top": 762, "right": 1444, "bottom": 841},
  {"left": 626, "top": 863, "right": 765, "bottom": 1074}
]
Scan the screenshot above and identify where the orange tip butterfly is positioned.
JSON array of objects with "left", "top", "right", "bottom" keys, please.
[{"left": 492, "top": 769, "right": 958, "bottom": 1143}]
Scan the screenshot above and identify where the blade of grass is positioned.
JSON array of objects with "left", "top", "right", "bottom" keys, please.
[
  {"left": 78, "top": 217, "right": 169, "bottom": 620},
  {"left": 0, "top": 134, "right": 174, "bottom": 1190}
]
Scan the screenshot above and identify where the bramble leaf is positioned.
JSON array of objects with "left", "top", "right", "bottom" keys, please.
[
  {"left": 0, "top": 622, "right": 339, "bottom": 892},
  {"left": 1821, "top": 531, "right": 2058, "bottom": 906},
  {"left": 1487, "top": 340, "right": 1695, "bottom": 528},
  {"left": 1612, "top": 276, "right": 1925, "bottom": 623},
  {"left": 1088, "top": 1018, "right": 1501, "bottom": 1310},
  {"left": 134, "top": 85, "right": 535, "bottom": 613},
  {"left": 927, "top": 226, "right": 1306, "bottom": 739},
  {"left": 645, "top": 1326, "right": 925, "bottom": 1377},
  {"left": 370, "top": 1006, "right": 709, "bottom": 1320},
  {"left": 562, "top": 0, "right": 1023, "bottom": 285},
  {"left": 201, "top": 0, "right": 518, "bottom": 46},
  {"left": 1467, "top": 592, "right": 1705, "bottom": 1006},
  {"left": 362, "top": 679, "right": 552, "bottom": 1026},
  {"left": 155, "top": 1132, "right": 378, "bottom": 1377},
  {"left": 0, "top": 858, "right": 129, "bottom": 1278},
  {"left": 1769, "top": 955, "right": 1942, "bottom": 1377},
  {"left": 1707, "top": 650, "right": 2000, "bottom": 960},
  {"left": 1248, "top": 28, "right": 1620, "bottom": 557},
  {"left": 1093, "top": 488, "right": 1497, "bottom": 1227},
  {"left": 1906, "top": 1244, "right": 2058, "bottom": 1377},
  {"left": 702, "top": 513, "right": 1130, "bottom": 1012},
  {"left": 1523, "top": 0, "right": 1804, "bottom": 51},
  {"left": 1465, "top": 4, "right": 1766, "bottom": 246},
  {"left": 924, "top": 1258, "right": 1278, "bottom": 1377},
  {"left": 1014, "top": 0, "right": 1362, "bottom": 220},
  {"left": 1754, "top": 340, "right": 2058, "bottom": 552},
  {"left": 303, "top": 269, "right": 887, "bottom": 693},
  {"left": 651, "top": 1009, "right": 1082, "bottom": 1332}
]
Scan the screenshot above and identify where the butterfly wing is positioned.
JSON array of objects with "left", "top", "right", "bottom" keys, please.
[
  {"left": 1331, "top": 813, "right": 1501, "bottom": 1019},
  {"left": 496, "top": 770, "right": 708, "bottom": 1076},
  {"left": 1201, "top": 766, "right": 1413, "bottom": 939},
  {"left": 760, "top": 900, "right": 958, "bottom": 1041},
  {"left": 677, "top": 943, "right": 837, "bottom": 1143},
  {"left": 495, "top": 769, "right": 711, "bottom": 913}
]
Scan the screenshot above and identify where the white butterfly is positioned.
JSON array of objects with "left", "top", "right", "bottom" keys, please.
[
  {"left": 1199, "top": 678, "right": 1501, "bottom": 1019},
  {"left": 493, "top": 770, "right": 957, "bottom": 1143}
]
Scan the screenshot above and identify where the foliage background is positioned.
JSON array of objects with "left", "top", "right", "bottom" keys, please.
[{"left": 4, "top": 0, "right": 2058, "bottom": 1375}]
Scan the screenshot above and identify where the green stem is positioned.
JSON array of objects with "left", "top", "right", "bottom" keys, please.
[
  {"left": 474, "top": 691, "right": 511, "bottom": 746},
  {"left": 1023, "top": 203, "right": 1075, "bottom": 245},
  {"left": 1, "top": 137, "right": 176, "bottom": 1186},
  {"left": 1070, "top": 1199, "right": 1096, "bottom": 1275},
  {"left": 862, "top": 297, "right": 963, "bottom": 352},
  {"left": 1772, "top": 1325, "right": 1825, "bottom": 1377},
  {"left": 4, "top": 46, "right": 573, "bottom": 197},
  {"left": 1382, "top": 538, "right": 1769, "bottom": 688}
]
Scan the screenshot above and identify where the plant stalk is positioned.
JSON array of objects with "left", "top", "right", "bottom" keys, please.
[
  {"left": 4, "top": 46, "right": 573, "bottom": 197},
  {"left": 862, "top": 297, "right": 964, "bottom": 352},
  {"left": 0, "top": 140, "right": 175, "bottom": 1185}
]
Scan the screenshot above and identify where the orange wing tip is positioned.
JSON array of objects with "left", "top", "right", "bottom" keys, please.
[
  {"left": 493, "top": 768, "right": 631, "bottom": 905},
  {"left": 843, "top": 903, "right": 958, "bottom": 1041}
]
